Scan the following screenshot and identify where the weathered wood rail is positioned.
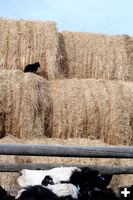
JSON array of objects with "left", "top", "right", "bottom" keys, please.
[
  {"left": 0, "top": 144, "right": 133, "bottom": 174},
  {"left": 0, "top": 144, "right": 133, "bottom": 158}
]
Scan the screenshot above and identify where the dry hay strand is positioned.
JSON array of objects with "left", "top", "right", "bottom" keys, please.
[
  {"left": 49, "top": 78, "right": 133, "bottom": 145},
  {"left": 59, "top": 32, "right": 132, "bottom": 81},
  {"left": 0, "top": 17, "right": 64, "bottom": 80},
  {"left": 0, "top": 70, "right": 52, "bottom": 138}
]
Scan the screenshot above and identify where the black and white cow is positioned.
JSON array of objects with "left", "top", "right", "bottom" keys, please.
[
  {"left": 17, "top": 167, "right": 116, "bottom": 200},
  {"left": 17, "top": 167, "right": 80, "bottom": 187},
  {"left": 18, "top": 167, "right": 112, "bottom": 193},
  {"left": 2, "top": 167, "right": 131, "bottom": 200},
  {"left": 16, "top": 183, "right": 79, "bottom": 200}
]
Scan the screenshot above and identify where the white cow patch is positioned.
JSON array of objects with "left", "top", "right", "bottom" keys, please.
[
  {"left": 48, "top": 183, "right": 79, "bottom": 199},
  {"left": 17, "top": 167, "right": 80, "bottom": 187}
]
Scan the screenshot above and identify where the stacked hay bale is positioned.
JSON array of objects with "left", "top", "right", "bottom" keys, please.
[
  {"left": 0, "top": 70, "right": 52, "bottom": 139},
  {"left": 49, "top": 79, "right": 133, "bottom": 145},
  {"left": 1, "top": 18, "right": 133, "bottom": 81},
  {"left": 0, "top": 18, "right": 64, "bottom": 80},
  {"left": 59, "top": 32, "right": 133, "bottom": 81},
  {"left": 0, "top": 71, "right": 132, "bottom": 145}
]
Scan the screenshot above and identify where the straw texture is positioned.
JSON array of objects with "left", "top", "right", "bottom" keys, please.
[
  {"left": 0, "top": 70, "right": 52, "bottom": 138},
  {"left": 59, "top": 32, "right": 132, "bottom": 80},
  {"left": 50, "top": 78, "right": 133, "bottom": 145},
  {"left": 0, "top": 18, "right": 63, "bottom": 80}
]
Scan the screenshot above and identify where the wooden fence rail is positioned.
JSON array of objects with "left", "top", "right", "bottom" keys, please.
[
  {"left": 0, "top": 144, "right": 132, "bottom": 174},
  {"left": 0, "top": 163, "right": 133, "bottom": 174},
  {"left": 0, "top": 144, "right": 133, "bottom": 158}
]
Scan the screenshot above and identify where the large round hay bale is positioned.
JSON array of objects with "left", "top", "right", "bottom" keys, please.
[
  {"left": 50, "top": 79, "right": 133, "bottom": 145},
  {"left": 0, "top": 70, "right": 52, "bottom": 138},
  {"left": 0, "top": 18, "right": 64, "bottom": 80},
  {"left": 59, "top": 32, "right": 132, "bottom": 81}
]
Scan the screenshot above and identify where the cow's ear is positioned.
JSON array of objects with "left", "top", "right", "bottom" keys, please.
[{"left": 96, "top": 174, "right": 113, "bottom": 189}]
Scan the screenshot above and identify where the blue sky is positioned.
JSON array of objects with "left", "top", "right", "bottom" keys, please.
[{"left": 0, "top": 0, "right": 133, "bottom": 35}]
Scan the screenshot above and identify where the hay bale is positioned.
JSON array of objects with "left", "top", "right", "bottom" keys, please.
[
  {"left": 59, "top": 32, "right": 132, "bottom": 80},
  {"left": 50, "top": 78, "right": 133, "bottom": 145},
  {"left": 0, "top": 18, "right": 64, "bottom": 80},
  {"left": 1, "top": 18, "right": 133, "bottom": 81},
  {"left": 0, "top": 70, "right": 52, "bottom": 138}
]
